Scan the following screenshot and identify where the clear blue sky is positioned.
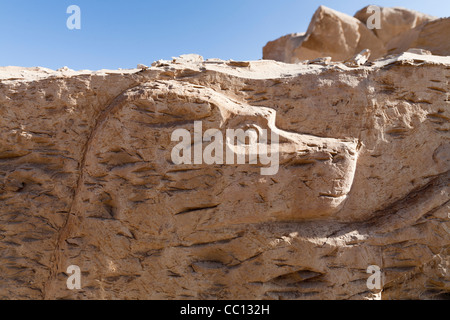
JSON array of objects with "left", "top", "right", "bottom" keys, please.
[{"left": 1, "top": 0, "right": 448, "bottom": 70}]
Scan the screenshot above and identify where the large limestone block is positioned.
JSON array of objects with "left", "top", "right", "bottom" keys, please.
[
  {"left": 354, "top": 6, "right": 437, "bottom": 46},
  {"left": 262, "top": 33, "right": 306, "bottom": 63},
  {"left": 263, "top": 6, "right": 386, "bottom": 63},
  {"left": 0, "top": 53, "right": 449, "bottom": 300},
  {"left": 386, "top": 18, "right": 450, "bottom": 56}
]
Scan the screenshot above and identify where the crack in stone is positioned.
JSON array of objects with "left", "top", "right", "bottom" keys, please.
[{"left": 43, "top": 81, "right": 142, "bottom": 299}]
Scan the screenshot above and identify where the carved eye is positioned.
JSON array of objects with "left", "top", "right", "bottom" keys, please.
[{"left": 234, "top": 123, "right": 260, "bottom": 145}]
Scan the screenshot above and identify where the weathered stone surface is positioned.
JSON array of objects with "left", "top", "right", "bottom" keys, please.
[
  {"left": 0, "top": 52, "right": 449, "bottom": 300},
  {"left": 262, "top": 33, "right": 307, "bottom": 63},
  {"left": 354, "top": 6, "right": 436, "bottom": 45},
  {"left": 263, "top": 5, "right": 447, "bottom": 64},
  {"left": 263, "top": 6, "right": 386, "bottom": 63},
  {"left": 386, "top": 18, "right": 450, "bottom": 56}
]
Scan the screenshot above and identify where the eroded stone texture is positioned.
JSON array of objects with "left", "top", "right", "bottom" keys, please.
[
  {"left": 354, "top": 6, "right": 436, "bottom": 45},
  {"left": 263, "top": 6, "right": 386, "bottom": 63},
  {"left": 0, "top": 52, "right": 449, "bottom": 300},
  {"left": 263, "top": 5, "right": 447, "bottom": 63},
  {"left": 386, "top": 18, "right": 450, "bottom": 56}
]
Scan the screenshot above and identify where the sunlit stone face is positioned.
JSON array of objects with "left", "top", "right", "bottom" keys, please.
[
  {"left": 80, "top": 81, "right": 358, "bottom": 228},
  {"left": 48, "top": 80, "right": 360, "bottom": 299}
]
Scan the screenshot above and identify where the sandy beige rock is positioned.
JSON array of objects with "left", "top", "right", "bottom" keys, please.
[
  {"left": 0, "top": 53, "right": 449, "bottom": 300},
  {"left": 263, "top": 6, "right": 386, "bottom": 63},
  {"left": 386, "top": 18, "right": 450, "bottom": 56},
  {"left": 345, "top": 49, "right": 371, "bottom": 67},
  {"left": 262, "top": 33, "right": 307, "bottom": 63},
  {"left": 264, "top": 5, "right": 447, "bottom": 64},
  {"left": 354, "top": 6, "right": 436, "bottom": 45}
]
